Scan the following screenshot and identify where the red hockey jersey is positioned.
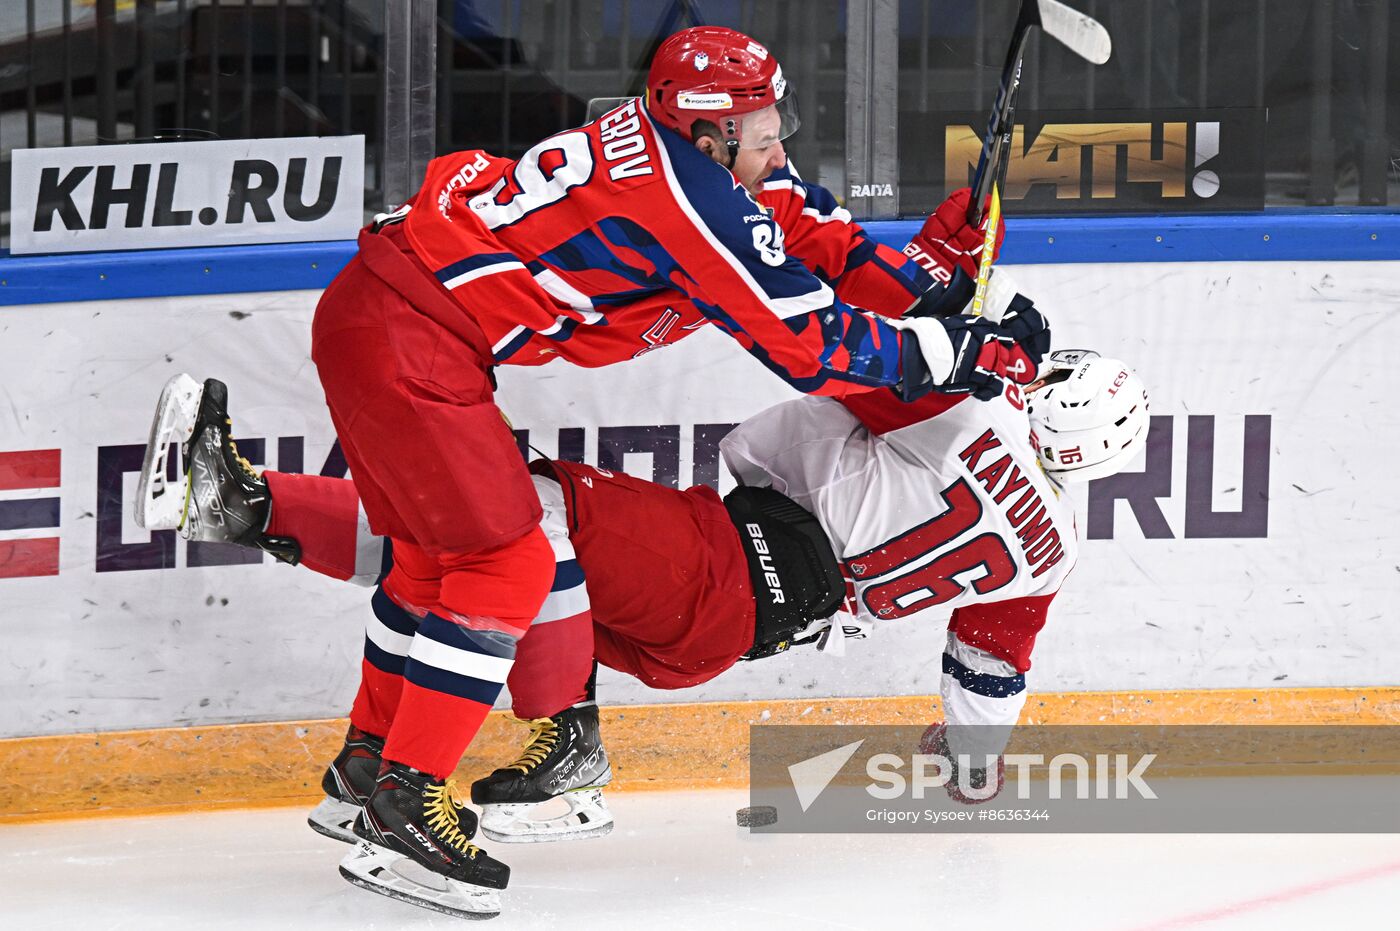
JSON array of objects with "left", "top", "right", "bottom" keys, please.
[{"left": 397, "top": 98, "right": 938, "bottom": 396}]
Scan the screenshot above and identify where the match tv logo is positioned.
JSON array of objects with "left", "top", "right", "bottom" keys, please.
[
  {"left": 942, "top": 109, "right": 1265, "bottom": 213},
  {"left": 0, "top": 449, "right": 61, "bottom": 578}
]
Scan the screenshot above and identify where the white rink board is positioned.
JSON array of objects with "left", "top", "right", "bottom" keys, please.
[{"left": 1, "top": 260, "right": 1397, "bottom": 737}]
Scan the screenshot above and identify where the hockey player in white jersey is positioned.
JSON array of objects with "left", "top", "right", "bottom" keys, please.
[
  {"left": 138, "top": 344, "right": 1146, "bottom": 852},
  {"left": 723, "top": 348, "right": 1148, "bottom": 800}
]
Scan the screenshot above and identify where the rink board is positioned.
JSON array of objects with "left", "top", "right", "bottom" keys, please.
[
  {"left": 1, "top": 259, "right": 1398, "bottom": 742},
  {"left": 3, "top": 687, "right": 1398, "bottom": 823}
]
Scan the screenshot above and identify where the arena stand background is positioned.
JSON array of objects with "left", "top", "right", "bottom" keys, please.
[{"left": 1, "top": 0, "right": 1398, "bottom": 820}]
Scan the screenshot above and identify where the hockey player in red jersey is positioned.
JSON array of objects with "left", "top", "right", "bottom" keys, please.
[
  {"left": 137, "top": 25, "right": 1048, "bottom": 919},
  {"left": 142, "top": 346, "right": 1145, "bottom": 843}
]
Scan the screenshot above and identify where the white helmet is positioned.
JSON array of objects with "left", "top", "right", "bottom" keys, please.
[{"left": 1026, "top": 350, "right": 1149, "bottom": 482}]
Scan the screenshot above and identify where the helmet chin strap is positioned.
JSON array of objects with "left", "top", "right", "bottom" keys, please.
[{"left": 723, "top": 139, "right": 740, "bottom": 169}]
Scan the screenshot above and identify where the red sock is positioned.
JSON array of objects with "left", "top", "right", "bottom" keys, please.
[{"left": 264, "top": 471, "right": 380, "bottom": 582}]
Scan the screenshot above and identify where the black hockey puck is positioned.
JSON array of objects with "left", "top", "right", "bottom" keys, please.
[{"left": 736, "top": 805, "right": 778, "bottom": 827}]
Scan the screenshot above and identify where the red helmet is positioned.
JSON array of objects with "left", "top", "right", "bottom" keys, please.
[{"left": 645, "top": 26, "right": 800, "bottom": 151}]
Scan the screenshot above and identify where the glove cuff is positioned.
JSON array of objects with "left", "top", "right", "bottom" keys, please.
[{"left": 889, "top": 316, "right": 956, "bottom": 387}]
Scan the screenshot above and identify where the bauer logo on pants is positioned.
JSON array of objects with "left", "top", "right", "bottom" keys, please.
[{"left": 9, "top": 135, "right": 365, "bottom": 255}]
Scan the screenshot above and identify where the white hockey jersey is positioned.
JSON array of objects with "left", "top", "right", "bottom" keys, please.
[
  {"left": 721, "top": 387, "right": 1077, "bottom": 623},
  {"left": 721, "top": 384, "right": 1080, "bottom": 736}
]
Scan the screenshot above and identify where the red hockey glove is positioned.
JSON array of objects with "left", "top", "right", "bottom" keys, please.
[
  {"left": 985, "top": 297, "right": 1050, "bottom": 387},
  {"left": 901, "top": 187, "right": 1007, "bottom": 282}
]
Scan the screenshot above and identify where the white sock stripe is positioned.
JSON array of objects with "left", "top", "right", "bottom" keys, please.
[
  {"left": 408, "top": 633, "right": 515, "bottom": 683},
  {"left": 534, "top": 584, "right": 590, "bottom": 625},
  {"left": 365, "top": 612, "right": 413, "bottom": 658}
]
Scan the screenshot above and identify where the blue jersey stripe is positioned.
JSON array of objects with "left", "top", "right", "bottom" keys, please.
[
  {"left": 493, "top": 327, "right": 536, "bottom": 363},
  {"left": 434, "top": 252, "right": 519, "bottom": 284}
]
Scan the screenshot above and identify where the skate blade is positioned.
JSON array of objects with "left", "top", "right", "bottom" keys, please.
[
  {"left": 480, "top": 788, "right": 615, "bottom": 844},
  {"left": 339, "top": 841, "right": 501, "bottom": 920},
  {"left": 307, "top": 796, "right": 361, "bottom": 845},
  {"left": 135, "top": 373, "right": 203, "bottom": 532}
]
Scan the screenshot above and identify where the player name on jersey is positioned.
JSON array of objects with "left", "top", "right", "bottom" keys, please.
[
  {"left": 597, "top": 100, "right": 656, "bottom": 182},
  {"left": 958, "top": 427, "right": 1066, "bottom": 578}
]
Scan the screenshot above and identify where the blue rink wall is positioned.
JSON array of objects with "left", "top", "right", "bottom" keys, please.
[
  {"left": 3, "top": 212, "right": 1400, "bottom": 305},
  {"left": 1, "top": 213, "right": 1399, "bottom": 738}
]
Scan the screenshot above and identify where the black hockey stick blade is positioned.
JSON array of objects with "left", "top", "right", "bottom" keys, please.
[{"left": 966, "top": 0, "right": 1111, "bottom": 226}]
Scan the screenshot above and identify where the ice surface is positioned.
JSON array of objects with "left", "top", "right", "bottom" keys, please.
[{"left": 2, "top": 788, "right": 1397, "bottom": 929}]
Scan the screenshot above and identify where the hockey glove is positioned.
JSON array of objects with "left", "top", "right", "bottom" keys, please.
[
  {"left": 894, "top": 293, "right": 1051, "bottom": 400},
  {"left": 906, "top": 265, "right": 1035, "bottom": 329},
  {"left": 901, "top": 187, "right": 1007, "bottom": 282},
  {"left": 892, "top": 314, "right": 1018, "bottom": 401},
  {"left": 994, "top": 295, "right": 1051, "bottom": 385}
]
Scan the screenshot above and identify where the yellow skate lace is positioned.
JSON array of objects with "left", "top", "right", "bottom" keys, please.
[
  {"left": 422, "top": 779, "right": 482, "bottom": 859},
  {"left": 222, "top": 419, "right": 262, "bottom": 481},
  {"left": 506, "top": 717, "right": 560, "bottom": 773}
]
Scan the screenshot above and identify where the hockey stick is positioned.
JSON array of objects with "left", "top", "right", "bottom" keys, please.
[
  {"left": 966, "top": 0, "right": 1111, "bottom": 230},
  {"left": 966, "top": 0, "right": 1110, "bottom": 316}
]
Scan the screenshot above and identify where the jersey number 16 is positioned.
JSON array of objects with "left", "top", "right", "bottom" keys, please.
[{"left": 847, "top": 477, "right": 1017, "bottom": 619}]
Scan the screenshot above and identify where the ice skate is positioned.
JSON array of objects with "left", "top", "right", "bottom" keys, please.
[
  {"left": 135, "top": 373, "right": 204, "bottom": 532},
  {"left": 339, "top": 762, "right": 509, "bottom": 920},
  {"left": 471, "top": 702, "right": 614, "bottom": 843},
  {"left": 134, "top": 374, "right": 299, "bottom": 563},
  {"left": 307, "top": 725, "right": 383, "bottom": 844}
]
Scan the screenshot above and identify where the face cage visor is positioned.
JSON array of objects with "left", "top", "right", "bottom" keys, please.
[{"left": 730, "top": 93, "right": 801, "bottom": 149}]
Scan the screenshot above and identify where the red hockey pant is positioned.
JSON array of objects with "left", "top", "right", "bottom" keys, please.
[{"left": 309, "top": 230, "right": 553, "bottom": 778}]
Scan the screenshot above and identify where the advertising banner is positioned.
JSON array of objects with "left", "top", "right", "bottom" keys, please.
[
  {"left": 8, "top": 136, "right": 365, "bottom": 255},
  {"left": 2, "top": 259, "right": 1398, "bottom": 737},
  {"left": 914, "top": 108, "right": 1266, "bottom": 214}
]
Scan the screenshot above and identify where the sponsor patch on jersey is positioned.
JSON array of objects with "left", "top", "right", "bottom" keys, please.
[
  {"left": 437, "top": 151, "right": 493, "bottom": 220},
  {"left": 678, "top": 91, "right": 733, "bottom": 110}
]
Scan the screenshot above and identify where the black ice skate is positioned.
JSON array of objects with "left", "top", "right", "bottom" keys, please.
[
  {"left": 135, "top": 373, "right": 299, "bottom": 563},
  {"left": 307, "top": 726, "right": 384, "bottom": 844},
  {"left": 339, "top": 763, "right": 509, "bottom": 921},
  {"left": 470, "top": 702, "right": 614, "bottom": 843}
]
